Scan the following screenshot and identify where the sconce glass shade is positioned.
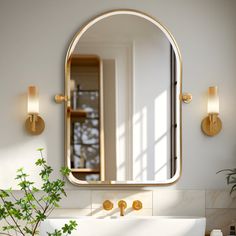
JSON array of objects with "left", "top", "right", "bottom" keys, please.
[
  {"left": 25, "top": 85, "right": 45, "bottom": 135},
  {"left": 207, "top": 86, "right": 219, "bottom": 114},
  {"left": 27, "top": 86, "right": 39, "bottom": 115},
  {"left": 202, "top": 85, "right": 222, "bottom": 136}
]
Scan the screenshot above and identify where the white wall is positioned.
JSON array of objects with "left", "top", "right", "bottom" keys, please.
[{"left": 0, "top": 0, "right": 236, "bottom": 190}]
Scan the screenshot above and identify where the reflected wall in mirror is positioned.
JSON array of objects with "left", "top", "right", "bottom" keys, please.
[{"left": 65, "top": 10, "right": 182, "bottom": 186}]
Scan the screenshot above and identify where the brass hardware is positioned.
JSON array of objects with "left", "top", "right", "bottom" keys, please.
[
  {"left": 25, "top": 114, "right": 45, "bottom": 135},
  {"left": 103, "top": 200, "right": 113, "bottom": 211},
  {"left": 201, "top": 86, "right": 222, "bottom": 136},
  {"left": 55, "top": 94, "right": 68, "bottom": 103},
  {"left": 118, "top": 200, "right": 127, "bottom": 216},
  {"left": 182, "top": 93, "right": 192, "bottom": 104},
  {"left": 132, "top": 200, "right": 142, "bottom": 211},
  {"left": 26, "top": 86, "right": 45, "bottom": 135},
  {"left": 201, "top": 114, "right": 222, "bottom": 136}
]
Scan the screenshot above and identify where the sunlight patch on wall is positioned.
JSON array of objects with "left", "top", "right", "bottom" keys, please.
[
  {"left": 154, "top": 90, "right": 168, "bottom": 180},
  {"left": 117, "top": 123, "right": 126, "bottom": 180},
  {"left": 154, "top": 136, "right": 168, "bottom": 180},
  {"left": 133, "top": 107, "right": 147, "bottom": 181},
  {"left": 155, "top": 90, "right": 167, "bottom": 141}
]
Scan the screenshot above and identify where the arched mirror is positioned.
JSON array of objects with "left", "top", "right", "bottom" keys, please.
[{"left": 60, "top": 10, "right": 182, "bottom": 186}]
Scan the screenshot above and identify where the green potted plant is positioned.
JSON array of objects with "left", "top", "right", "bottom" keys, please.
[
  {"left": 0, "top": 149, "right": 77, "bottom": 236},
  {"left": 217, "top": 168, "right": 236, "bottom": 194}
]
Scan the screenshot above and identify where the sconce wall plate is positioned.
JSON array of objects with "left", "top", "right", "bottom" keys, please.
[
  {"left": 201, "top": 114, "right": 222, "bottom": 136},
  {"left": 25, "top": 115, "right": 45, "bottom": 135}
]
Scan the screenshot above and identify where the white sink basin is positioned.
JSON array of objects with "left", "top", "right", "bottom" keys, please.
[{"left": 40, "top": 216, "right": 206, "bottom": 236}]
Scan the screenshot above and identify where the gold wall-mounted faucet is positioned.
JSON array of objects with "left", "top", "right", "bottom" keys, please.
[{"left": 118, "top": 200, "right": 127, "bottom": 216}]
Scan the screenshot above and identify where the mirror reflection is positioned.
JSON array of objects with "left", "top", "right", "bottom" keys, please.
[
  {"left": 69, "top": 56, "right": 103, "bottom": 181},
  {"left": 66, "top": 11, "right": 181, "bottom": 185}
]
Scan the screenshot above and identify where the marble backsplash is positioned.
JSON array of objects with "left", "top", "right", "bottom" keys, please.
[
  {"left": 0, "top": 189, "right": 234, "bottom": 235},
  {"left": 49, "top": 189, "right": 236, "bottom": 235}
]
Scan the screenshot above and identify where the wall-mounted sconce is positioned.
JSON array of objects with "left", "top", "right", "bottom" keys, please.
[
  {"left": 25, "top": 86, "right": 45, "bottom": 135},
  {"left": 201, "top": 86, "right": 222, "bottom": 136}
]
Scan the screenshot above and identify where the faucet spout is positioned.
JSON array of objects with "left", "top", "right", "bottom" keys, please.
[{"left": 118, "top": 200, "right": 127, "bottom": 216}]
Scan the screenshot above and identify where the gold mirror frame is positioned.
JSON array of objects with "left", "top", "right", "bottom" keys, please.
[{"left": 64, "top": 9, "right": 182, "bottom": 186}]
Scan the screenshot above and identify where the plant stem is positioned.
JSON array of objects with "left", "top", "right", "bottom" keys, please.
[
  {"left": 26, "top": 187, "right": 44, "bottom": 211},
  {"left": 8, "top": 192, "right": 18, "bottom": 203},
  {"left": 0, "top": 232, "right": 14, "bottom": 236},
  {"left": 46, "top": 206, "right": 55, "bottom": 219},
  {"left": 2, "top": 218, "right": 21, "bottom": 235},
  {"left": 0, "top": 196, "right": 24, "bottom": 236},
  {"left": 31, "top": 205, "right": 49, "bottom": 236},
  {"left": 20, "top": 174, "right": 44, "bottom": 212}
]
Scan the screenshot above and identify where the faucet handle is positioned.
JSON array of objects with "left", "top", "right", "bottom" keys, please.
[
  {"left": 118, "top": 200, "right": 127, "bottom": 209},
  {"left": 103, "top": 200, "right": 113, "bottom": 211},
  {"left": 132, "top": 200, "right": 142, "bottom": 210}
]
